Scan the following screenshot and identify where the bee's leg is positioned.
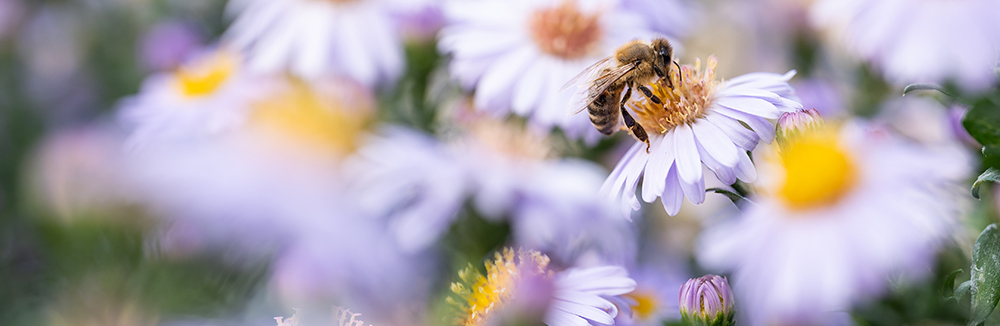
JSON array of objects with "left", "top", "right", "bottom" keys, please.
[
  {"left": 653, "top": 65, "right": 673, "bottom": 89},
  {"left": 619, "top": 86, "right": 650, "bottom": 152},
  {"left": 636, "top": 84, "right": 662, "bottom": 105}
]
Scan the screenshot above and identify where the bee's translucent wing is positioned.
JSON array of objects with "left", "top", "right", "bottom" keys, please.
[
  {"left": 561, "top": 57, "right": 612, "bottom": 92},
  {"left": 566, "top": 60, "right": 639, "bottom": 116}
]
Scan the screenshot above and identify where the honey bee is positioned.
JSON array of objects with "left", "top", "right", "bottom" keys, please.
[{"left": 564, "top": 37, "right": 680, "bottom": 151}]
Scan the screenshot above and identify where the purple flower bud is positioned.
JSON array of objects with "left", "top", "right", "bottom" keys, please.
[
  {"left": 776, "top": 108, "right": 824, "bottom": 147},
  {"left": 678, "top": 274, "right": 735, "bottom": 326}
]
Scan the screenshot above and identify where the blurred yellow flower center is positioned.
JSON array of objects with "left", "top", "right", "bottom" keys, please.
[
  {"left": 461, "top": 119, "right": 552, "bottom": 161},
  {"left": 631, "top": 56, "right": 719, "bottom": 134},
  {"left": 626, "top": 290, "right": 660, "bottom": 321},
  {"left": 174, "top": 52, "right": 237, "bottom": 98},
  {"left": 448, "top": 248, "right": 551, "bottom": 326},
  {"left": 777, "top": 130, "right": 858, "bottom": 210},
  {"left": 249, "top": 83, "right": 371, "bottom": 156},
  {"left": 528, "top": 0, "right": 603, "bottom": 60}
]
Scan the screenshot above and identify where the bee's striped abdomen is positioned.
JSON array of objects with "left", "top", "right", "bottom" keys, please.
[{"left": 588, "top": 88, "right": 621, "bottom": 135}]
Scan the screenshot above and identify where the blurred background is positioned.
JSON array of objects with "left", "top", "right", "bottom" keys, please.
[{"left": 0, "top": 0, "right": 997, "bottom": 325}]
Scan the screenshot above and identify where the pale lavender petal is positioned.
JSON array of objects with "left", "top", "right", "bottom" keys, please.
[
  {"left": 660, "top": 165, "right": 683, "bottom": 216},
  {"left": 692, "top": 119, "right": 740, "bottom": 167},
  {"left": 673, "top": 124, "right": 702, "bottom": 185}
]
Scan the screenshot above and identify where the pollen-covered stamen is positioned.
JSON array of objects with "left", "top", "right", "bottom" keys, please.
[
  {"left": 528, "top": 0, "right": 603, "bottom": 60},
  {"left": 448, "top": 248, "right": 552, "bottom": 326},
  {"left": 629, "top": 56, "right": 721, "bottom": 134}
]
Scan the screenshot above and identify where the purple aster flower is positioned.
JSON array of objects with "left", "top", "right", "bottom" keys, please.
[
  {"left": 698, "top": 121, "right": 970, "bottom": 325},
  {"left": 438, "top": 0, "right": 673, "bottom": 141},
  {"left": 600, "top": 57, "right": 801, "bottom": 218},
  {"left": 812, "top": 0, "right": 1000, "bottom": 91}
]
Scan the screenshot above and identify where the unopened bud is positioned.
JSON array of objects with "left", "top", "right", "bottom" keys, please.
[
  {"left": 679, "top": 274, "right": 735, "bottom": 326},
  {"left": 776, "top": 108, "right": 823, "bottom": 148}
]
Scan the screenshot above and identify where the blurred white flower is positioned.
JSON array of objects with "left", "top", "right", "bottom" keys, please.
[
  {"left": 121, "top": 81, "right": 430, "bottom": 325},
  {"left": 449, "top": 248, "right": 636, "bottom": 326},
  {"left": 811, "top": 0, "right": 1000, "bottom": 91},
  {"left": 697, "top": 121, "right": 970, "bottom": 325},
  {"left": 601, "top": 57, "right": 800, "bottom": 218},
  {"left": 439, "top": 0, "right": 668, "bottom": 141},
  {"left": 224, "top": 0, "right": 433, "bottom": 86},
  {"left": 349, "top": 117, "right": 635, "bottom": 263},
  {"left": 118, "top": 49, "right": 273, "bottom": 148}
]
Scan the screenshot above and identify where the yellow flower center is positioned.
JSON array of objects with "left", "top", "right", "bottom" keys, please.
[
  {"left": 448, "top": 248, "right": 551, "bottom": 326},
  {"left": 174, "top": 51, "right": 238, "bottom": 98},
  {"left": 776, "top": 129, "right": 858, "bottom": 210},
  {"left": 630, "top": 57, "right": 720, "bottom": 134},
  {"left": 528, "top": 0, "right": 603, "bottom": 60},
  {"left": 248, "top": 82, "right": 372, "bottom": 156},
  {"left": 626, "top": 290, "right": 660, "bottom": 321}
]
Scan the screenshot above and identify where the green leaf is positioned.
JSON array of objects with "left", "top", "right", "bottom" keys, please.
[
  {"left": 972, "top": 168, "right": 1000, "bottom": 199},
  {"left": 968, "top": 224, "right": 1000, "bottom": 325},
  {"left": 706, "top": 187, "right": 751, "bottom": 205},
  {"left": 963, "top": 99, "right": 1000, "bottom": 155},
  {"left": 903, "top": 83, "right": 955, "bottom": 98},
  {"left": 944, "top": 269, "right": 964, "bottom": 300}
]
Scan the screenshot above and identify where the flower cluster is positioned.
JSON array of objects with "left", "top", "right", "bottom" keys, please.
[{"left": 4, "top": 0, "right": 988, "bottom": 326}]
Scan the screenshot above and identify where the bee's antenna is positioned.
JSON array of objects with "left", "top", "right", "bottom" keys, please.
[{"left": 673, "top": 61, "right": 683, "bottom": 85}]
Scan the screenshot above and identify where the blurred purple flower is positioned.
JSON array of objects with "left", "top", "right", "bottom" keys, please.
[
  {"left": 620, "top": 0, "right": 696, "bottom": 38},
  {"left": 790, "top": 78, "right": 844, "bottom": 118},
  {"left": 812, "top": 0, "right": 1000, "bottom": 91},
  {"left": 347, "top": 118, "right": 635, "bottom": 264},
  {"left": 698, "top": 121, "right": 970, "bottom": 325},
  {"left": 139, "top": 20, "right": 205, "bottom": 72},
  {"left": 224, "top": 0, "right": 436, "bottom": 86}
]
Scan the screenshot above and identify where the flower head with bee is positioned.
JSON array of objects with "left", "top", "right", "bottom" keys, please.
[
  {"left": 599, "top": 56, "right": 801, "bottom": 218},
  {"left": 438, "top": 0, "right": 691, "bottom": 141}
]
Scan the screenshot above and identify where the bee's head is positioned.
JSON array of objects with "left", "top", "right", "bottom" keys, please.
[{"left": 651, "top": 37, "right": 673, "bottom": 69}]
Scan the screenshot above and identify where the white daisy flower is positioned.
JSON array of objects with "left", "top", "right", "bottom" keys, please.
[
  {"left": 348, "top": 117, "right": 635, "bottom": 263},
  {"left": 224, "top": 0, "right": 431, "bottom": 86},
  {"left": 601, "top": 57, "right": 801, "bottom": 219},
  {"left": 449, "top": 248, "right": 636, "bottom": 326},
  {"left": 439, "top": 0, "right": 667, "bottom": 141},
  {"left": 811, "top": 0, "right": 1000, "bottom": 91},
  {"left": 697, "top": 120, "right": 970, "bottom": 325},
  {"left": 118, "top": 49, "right": 273, "bottom": 148}
]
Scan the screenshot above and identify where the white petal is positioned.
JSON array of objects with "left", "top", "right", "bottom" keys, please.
[
  {"left": 673, "top": 124, "right": 702, "bottom": 185},
  {"left": 715, "top": 106, "right": 776, "bottom": 144},
  {"left": 549, "top": 300, "right": 615, "bottom": 325},
  {"left": 660, "top": 165, "right": 683, "bottom": 216},
  {"left": 734, "top": 150, "right": 757, "bottom": 182},
  {"left": 715, "top": 96, "right": 781, "bottom": 119},
  {"left": 705, "top": 112, "right": 759, "bottom": 151},
  {"left": 473, "top": 46, "right": 535, "bottom": 111},
  {"left": 692, "top": 119, "right": 740, "bottom": 167}
]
